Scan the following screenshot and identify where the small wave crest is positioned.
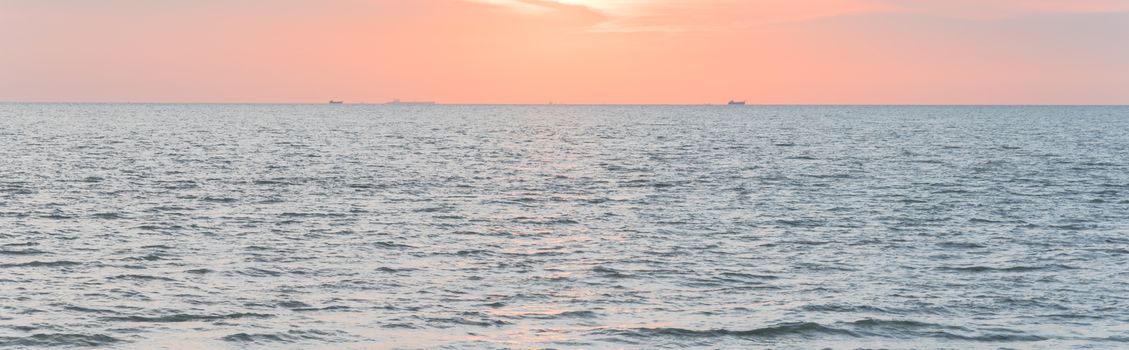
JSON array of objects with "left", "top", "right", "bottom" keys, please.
[
  {"left": 935, "top": 264, "right": 1077, "bottom": 273},
  {"left": 0, "top": 333, "right": 120, "bottom": 347},
  {"left": 0, "top": 260, "right": 82, "bottom": 268},
  {"left": 109, "top": 274, "right": 178, "bottom": 282},
  {"left": 597, "top": 319, "right": 1048, "bottom": 343},
  {"left": 221, "top": 330, "right": 346, "bottom": 344},
  {"left": 0, "top": 248, "right": 48, "bottom": 255},
  {"left": 104, "top": 312, "right": 273, "bottom": 323},
  {"left": 598, "top": 322, "right": 855, "bottom": 339},
  {"left": 591, "top": 266, "right": 633, "bottom": 278}
]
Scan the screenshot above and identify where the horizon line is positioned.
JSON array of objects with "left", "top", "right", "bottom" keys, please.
[{"left": 2, "top": 101, "right": 1127, "bottom": 107}]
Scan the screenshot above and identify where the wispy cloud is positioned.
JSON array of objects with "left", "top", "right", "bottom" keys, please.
[
  {"left": 468, "top": 0, "right": 1129, "bottom": 33},
  {"left": 466, "top": 0, "right": 894, "bottom": 32},
  {"left": 877, "top": 0, "right": 1129, "bottom": 19}
]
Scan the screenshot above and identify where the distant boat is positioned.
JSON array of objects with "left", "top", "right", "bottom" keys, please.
[
  {"left": 386, "top": 98, "right": 435, "bottom": 105},
  {"left": 328, "top": 100, "right": 344, "bottom": 104},
  {"left": 728, "top": 100, "right": 746, "bottom": 105}
]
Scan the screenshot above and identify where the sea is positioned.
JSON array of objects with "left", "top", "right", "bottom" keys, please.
[{"left": 0, "top": 104, "right": 1127, "bottom": 349}]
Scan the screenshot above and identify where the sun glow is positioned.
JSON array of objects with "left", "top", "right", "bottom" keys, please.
[{"left": 473, "top": 0, "right": 630, "bottom": 13}]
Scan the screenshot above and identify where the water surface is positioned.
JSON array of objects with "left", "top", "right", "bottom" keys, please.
[{"left": 1, "top": 104, "right": 1128, "bottom": 349}]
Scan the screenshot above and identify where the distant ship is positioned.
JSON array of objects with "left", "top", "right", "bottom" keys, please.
[
  {"left": 386, "top": 98, "right": 435, "bottom": 105},
  {"left": 328, "top": 100, "right": 344, "bottom": 104},
  {"left": 728, "top": 100, "right": 746, "bottom": 105}
]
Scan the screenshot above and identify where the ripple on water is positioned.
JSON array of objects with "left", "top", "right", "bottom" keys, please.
[
  {"left": 221, "top": 330, "right": 349, "bottom": 344},
  {"left": 103, "top": 313, "right": 274, "bottom": 323},
  {"left": 0, "top": 249, "right": 48, "bottom": 255},
  {"left": 596, "top": 322, "right": 858, "bottom": 340},
  {"left": 0, "top": 334, "right": 121, "bottom": 347},
  {"left": 0, "top": 260, "right": 82, "bottom": 268}
]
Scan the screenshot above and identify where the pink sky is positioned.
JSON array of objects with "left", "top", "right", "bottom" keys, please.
[{"left": 1, "top": 0, "right": 1127, "bottom": 104}]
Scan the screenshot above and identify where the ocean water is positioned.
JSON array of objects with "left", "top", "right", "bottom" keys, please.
[{"left": 1, "top": 104, "right": 1127, "bottom": 349}]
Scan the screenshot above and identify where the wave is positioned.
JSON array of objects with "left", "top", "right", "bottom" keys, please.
[
  {"left": 1, "top": 242, "right": 38, "bottom": 247},
  {"left": 555, "top": 310, "right": 599, "bottom": 318},
  {"left": 91, "top": 212, "right": 125, "bottom": 219},
  {"left": 424, "top": 316, "right": 510, "bottom": 327},
  {"left": 222, "top": 333, "right": 292, "bottom": 343},
  {"left": 221, "top": 330, "right": 345, "bottom": 343},
  {"left": 155, "top": 180, "right": 198, "bottom": 189},
  {"left": 511, "top": 216, "right": 581, "bottom": 225},
  {"left": 62, "top": 305, "right": 118, "bottom": 314},
  {"left": 852, "top": 319, "right": 1047, "bottom": 342},
  {"left": 848, "top": 319, "right": 964, "bottom": 331},
  {"left": 503, "top": 310, "right": 600, "bottom": 320},
  {"left": 598, "top": 319, "right": 1048, "bottom": 342},
  {"left": 599, "top": 322, "right": 856, "bottom": 339},
  {"left": 128, "top": 253, "right": 166, "bottom": 261},
  {"left": 722, "top": 272, "right": 776, "bottom": 280},
  {"left": 375, "top": 266, "right": 417, "bottom": 273},
  {"left": 373, "top": 241, "right": 415, "bottom": 249},
  {"left": 200, "top": 196, "right": 238, "bottom": 203},
  {"left": 0, "top": 260, "right": 82, "bottom": 268},
  {"left": 109, "top": 274, "right": 178, "bottom": 282},
  {"left": 591, "top": 266, "right": 633, "bottom": 278},
  {"left": 291, "top": 305, "right": 351, "bottom": 312},
  {"left": 0, "top": 333, "right": 120, "bottom": 347},
  {"left": 279, "top": 212, "right": 347, "bottom": 218},
  {"left": 252, "top": 179, "right": 296, "bottom": 186},
  {"left": 801, "top": 304, "right": 890, "bottom": 313},
  {"left": 414, "top": 206, "right": 452, "bottom": 213},
  {"left": 0, "top": 248, "right": 47, "bottom": 255},
  {"left": 104, "top": 312, "right": 273, "bottom": 323},
  {"left": 936, "top": 241, "right": 987, "bottom": 249},
  {"left": 346, "top": 183, "right": 389, "bottom": 189},
  {"left": 239, "top": 268, "right": 284, "bottom": 277},
  {"left": 935, "top": 264, "right": 1077, "bottom": 273}
]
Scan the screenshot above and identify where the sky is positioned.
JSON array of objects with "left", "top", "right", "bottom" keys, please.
[{"left": 1, "top": 0, "right": 1127, "bottom": 104}]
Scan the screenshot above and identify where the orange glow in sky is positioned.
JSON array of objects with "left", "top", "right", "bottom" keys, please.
[{"left": 1, "top": 0, "right": 1127, "bottom": 104}]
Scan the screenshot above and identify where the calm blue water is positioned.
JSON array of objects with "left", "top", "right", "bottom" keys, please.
[{"left": 1, "top": 104, "right": 1127, "bottom": 349}]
